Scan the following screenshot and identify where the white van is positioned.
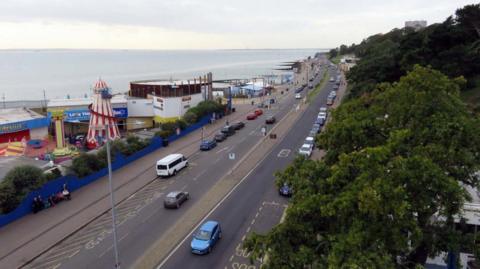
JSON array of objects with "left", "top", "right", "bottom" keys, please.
[{"left": 156, "top": 154, "right": 188, "bottom": 177}]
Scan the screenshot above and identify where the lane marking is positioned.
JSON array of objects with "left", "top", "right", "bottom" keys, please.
[
  {"left": 277, "top": 149, "right": 291, "bottom": 158},
  {"left": 68, "top": 249, "right": 80, "bottom": 259},
  {"left": 215, "top": 146, "right": 229, "bottom": 154},
  {"left": 156, "top": 138, "right": 274, "bottom": 269}
]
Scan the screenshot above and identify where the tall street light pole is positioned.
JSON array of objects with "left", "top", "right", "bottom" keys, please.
[{"left": 105, "top": 125, "right": 120, "bottom": 268}]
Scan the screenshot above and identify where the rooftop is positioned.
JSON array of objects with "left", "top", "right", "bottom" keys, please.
[
  {"left": 47, "top": 95, "right": 128, "bottom": 108},
  {"left": 131, "top": 80, "right": 203, "bottom": 86},
  {"left": 0, "top": 108, "right": 45, "bottom": 125}
]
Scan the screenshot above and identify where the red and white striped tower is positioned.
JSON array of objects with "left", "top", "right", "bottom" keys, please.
[{"left": 86, "top": 79, "right": 120, "bottom": 149}]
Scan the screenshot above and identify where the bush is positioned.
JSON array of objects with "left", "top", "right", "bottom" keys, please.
[
  {"left": 155, "top": 130, "right": 173, "bottom": 139},
  {"left": 175, "top": 119, "right": 188, "bottom": 130},
  {"left": 0, "top": 165, "right": 46, "bottom": 214},
  {"left": 0, "top": 183, "right": 20, "bottom": 214},
  {"left": 71, "top": 153, "right": 105, "bottom": 177},
  {"left": 186, "top": 100, "right": 225, "bottom": 119},
  {"left": 183, "top": 111, "right": 198, "bottom": 124}
]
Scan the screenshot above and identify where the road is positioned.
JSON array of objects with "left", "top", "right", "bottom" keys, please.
[
  {"left": 23, "top": 71, "right": 303, "bottom": 269},
  {"left": 160, "top": 56, "right": 338, "bottom": 269}
]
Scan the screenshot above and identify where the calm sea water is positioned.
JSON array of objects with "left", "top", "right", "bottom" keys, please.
[{"left": 0, "top": 49, "right": 324, "bottom": 101}]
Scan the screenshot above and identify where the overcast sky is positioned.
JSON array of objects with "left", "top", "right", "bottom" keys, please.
[{"left": 0, "top": 0, "right": 476, "bottom": 50}]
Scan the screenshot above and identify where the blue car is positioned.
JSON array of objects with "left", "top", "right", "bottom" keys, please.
[
  {"left": 279, "top": 183, "right": 293, "bottom": 197},
  {"left": 200, "top": 139, "right": 217, "bottom": 151},
  {"left": 191, "top": 220, "right": 222, "bottom": 254}
]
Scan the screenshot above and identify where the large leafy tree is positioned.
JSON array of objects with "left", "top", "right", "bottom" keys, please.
[
  {"left": 345, "top": 4, "right": 480, "bottom": 99},
  {"left": 244, "top": 66, "right": 480, "bottom": 268}
]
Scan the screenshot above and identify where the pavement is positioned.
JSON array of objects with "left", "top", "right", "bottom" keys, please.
[
  {"left": 0, "top": 63, "right": 309, "bottom": 269},
  {"left": 0, "top": 88, "right": 294, "bottom": 269},
  {"left": 159, "top": 55, "right": 336, "bottom": 269}
]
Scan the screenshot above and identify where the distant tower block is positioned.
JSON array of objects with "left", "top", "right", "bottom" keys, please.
[{"left": 86, "top": 79, "right": 120, "bottom": 149}]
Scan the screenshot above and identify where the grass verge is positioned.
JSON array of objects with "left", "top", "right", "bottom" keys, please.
[{"left": 307, "top": 70, "right": 328, "bottom": 103}]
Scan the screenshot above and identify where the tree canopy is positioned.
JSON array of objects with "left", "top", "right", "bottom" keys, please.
[
  {"left": 244, "top": 66, "right": 480, "bottom": 268},
  {"left": 330, "top": 4, "right": 480, "bottom": 104}
]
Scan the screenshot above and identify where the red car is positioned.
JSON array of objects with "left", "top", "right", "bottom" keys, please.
[
  {"left": 246, "top": 113, "right": 257, "bottom": 120},
  {"left": 254, "top": 109, "right": 263, "bottom": 116}
]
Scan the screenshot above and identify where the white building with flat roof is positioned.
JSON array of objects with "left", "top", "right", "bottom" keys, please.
[{"left": 405, "top": 20, "right": 427, "bottom": 31}]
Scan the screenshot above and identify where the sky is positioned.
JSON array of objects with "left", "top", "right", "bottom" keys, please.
[{"left": 0, "top": 0, "right": 477, "bottom": 50}]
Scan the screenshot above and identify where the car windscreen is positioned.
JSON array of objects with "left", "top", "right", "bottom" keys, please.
[
  {"left": 195, "top": 230, "right": 211, "bottom": 240},
  {"left": 157, "top": 165, "right": 168, "bottom": 170}
]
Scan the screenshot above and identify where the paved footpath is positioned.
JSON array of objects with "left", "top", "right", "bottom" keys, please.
[{"left": 0, "top": 92, "right": 292, "bottom": 269}]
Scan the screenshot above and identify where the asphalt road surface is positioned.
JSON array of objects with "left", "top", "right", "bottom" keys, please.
[
  {"left": 24, "top": 74, "right": 302, "bottom": 269},
  {"left": 160, "top": 58, "right": 338, "bottom": 269}
]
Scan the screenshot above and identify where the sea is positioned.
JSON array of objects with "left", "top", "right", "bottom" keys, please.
[{"left": 0, "top": 49, "right": 325, "bottom": 101}]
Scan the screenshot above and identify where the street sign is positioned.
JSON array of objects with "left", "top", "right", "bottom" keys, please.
[{"left": 229, "top": 153, "right": 235, "bottom": 160}]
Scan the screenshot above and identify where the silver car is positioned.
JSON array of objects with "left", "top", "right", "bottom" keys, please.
[{"left": 164, "top": 191, "right": 190, "bottom": 209}]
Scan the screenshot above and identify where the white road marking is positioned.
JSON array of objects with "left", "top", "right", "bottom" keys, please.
[
  {"left": 67, "top": 249, "right": 80, "bottom": 259},
  {"left": 277, "top": 149, "right": 291, "bottom": 158},
  {"left": 215, "top": 146, "right": 229, "bottom": 154},
  {"left": 156, "top": 142, "right": 272, "bottom": 269}
]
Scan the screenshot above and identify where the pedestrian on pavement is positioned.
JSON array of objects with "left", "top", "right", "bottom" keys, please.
[
  {"left": 261, "top": 126, "right": 267, "bottom": 136},
  {"left": 32, "top": 197, "right": 39, "bottom": 213},
  {"left": 37, "top": 195, "right": 45, "bottom": 210},
  {"left": 48, "top": 194, "right": 56, "bottom": 207},
  {"left": 62, "top": 184, "right": 71, "bottom": 200}
]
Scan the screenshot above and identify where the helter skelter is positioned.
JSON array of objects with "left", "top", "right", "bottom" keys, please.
[{"left": 86, "top": 79, "right": 120, "bottom": 149}]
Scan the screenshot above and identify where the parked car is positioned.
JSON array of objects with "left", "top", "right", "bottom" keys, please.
[
  {"left": 221, "top": 125, "right": 235, "bottom": 136},
  {"left": 164, "top": 191, "right": 189, "bottom": 209},
  {"left": 269, "top": 98, "right": 275, "bottom": 104},
  {"left": 279, "top": 183, "right": 293, "bottom": 197},
  {"left": 295, "top": 87, "right": 303, "bottom": 93},
  {"left": 311, "top": 125, "right": 321, "bottom": 134},
  {"left": 329, "top": 77, "right": 335, "bottom": 82},
  {"left": 257, "top": 103, "right": 266, "bottom": 108},
  {"left": 214, "top": 132, "right": 227, "bottom": 142},
  {"left": 326, "top": 97, "right": 334, "bottom": 106},
  {"left": 329, "top": 91, "right": 337, "bottom": 98},
  {"left": 308, "top": 130, "right": 317, "bottom": 137},
  {"left": 254, "top": 109, "right": 263, "bottom": 116},
  {"left": 200, "top": 139, "right": 217, "bottom": 151},
  {"left": 318, "top": 111, "right": 327, "bottom": 120},
  {"left": 191, "top": 220, "right": 222, "bottom": 254},
  {"left": 295, "top": 93, "right": 302, "bottom": 99},
  {"left": 319, "top": 107, "right": 328, "bottom": 113},
  {"left": 298, "top": 143, "right": 313, "bottom": 157},
  {"left": 305, "top": 136, "right": 315, "bottom": 148},
  {"left": 246, "top": 113, "right": 257, "bottom": 120},
  {"left": 315, "top": 117, "right": 325, "bottom": 126},
  {"left": 265, "top": 115, "right": 276, "bottom": 124},
  {"left": 231, "top": 121, "right": 245, "bottom": 130}
]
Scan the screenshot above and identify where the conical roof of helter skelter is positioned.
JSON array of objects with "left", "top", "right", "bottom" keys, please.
[{"left": 93, "top": 78, "right": 109, "bottom": 93}]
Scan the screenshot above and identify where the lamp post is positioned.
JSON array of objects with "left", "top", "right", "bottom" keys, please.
[{"left": 105, "top": 125, "right": 120, "bottom": 268}]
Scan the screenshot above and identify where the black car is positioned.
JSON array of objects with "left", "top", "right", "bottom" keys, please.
[
  {"left": 214, "top": 132, "right": 227, "bottom": 142},
  {"left": 164, "top": 191, "right": 189, "bottom": 209},
  {"left": 231, "top": 121, "right": 245, "bottom": 130},
  {"left": 221, "top": 125, "right": 235, "bottom": 136},
  {"left": 265, "top": 116, "right": 276, "bottom": 124}
]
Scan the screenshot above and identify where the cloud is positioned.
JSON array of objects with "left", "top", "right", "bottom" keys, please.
[{"left": 0, "top": 0, "right": 477, "bottom": 48}]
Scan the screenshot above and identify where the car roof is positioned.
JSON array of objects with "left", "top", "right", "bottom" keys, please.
[
  {"left": 200, "top": 220, "right": 219, "bottom": 231},
  {"left": 306, "top": 136, "right": 314, "bottom": 141},
  {"left": 157, "top": 154, "right": 183, "bottom": 164},
  {"left": 166, "top": 191, "right": 181, "bottom": 198},
  {"left": 301, "top": 144, "right": 311, "bottom": 148}
]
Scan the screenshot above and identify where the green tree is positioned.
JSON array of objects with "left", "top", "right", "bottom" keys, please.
[
  {"left": 244, "top": 66, "right": 480, "bottom": 268},
  {"left": 0, "top": 165, "right": 47, "bottom": 213}
]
